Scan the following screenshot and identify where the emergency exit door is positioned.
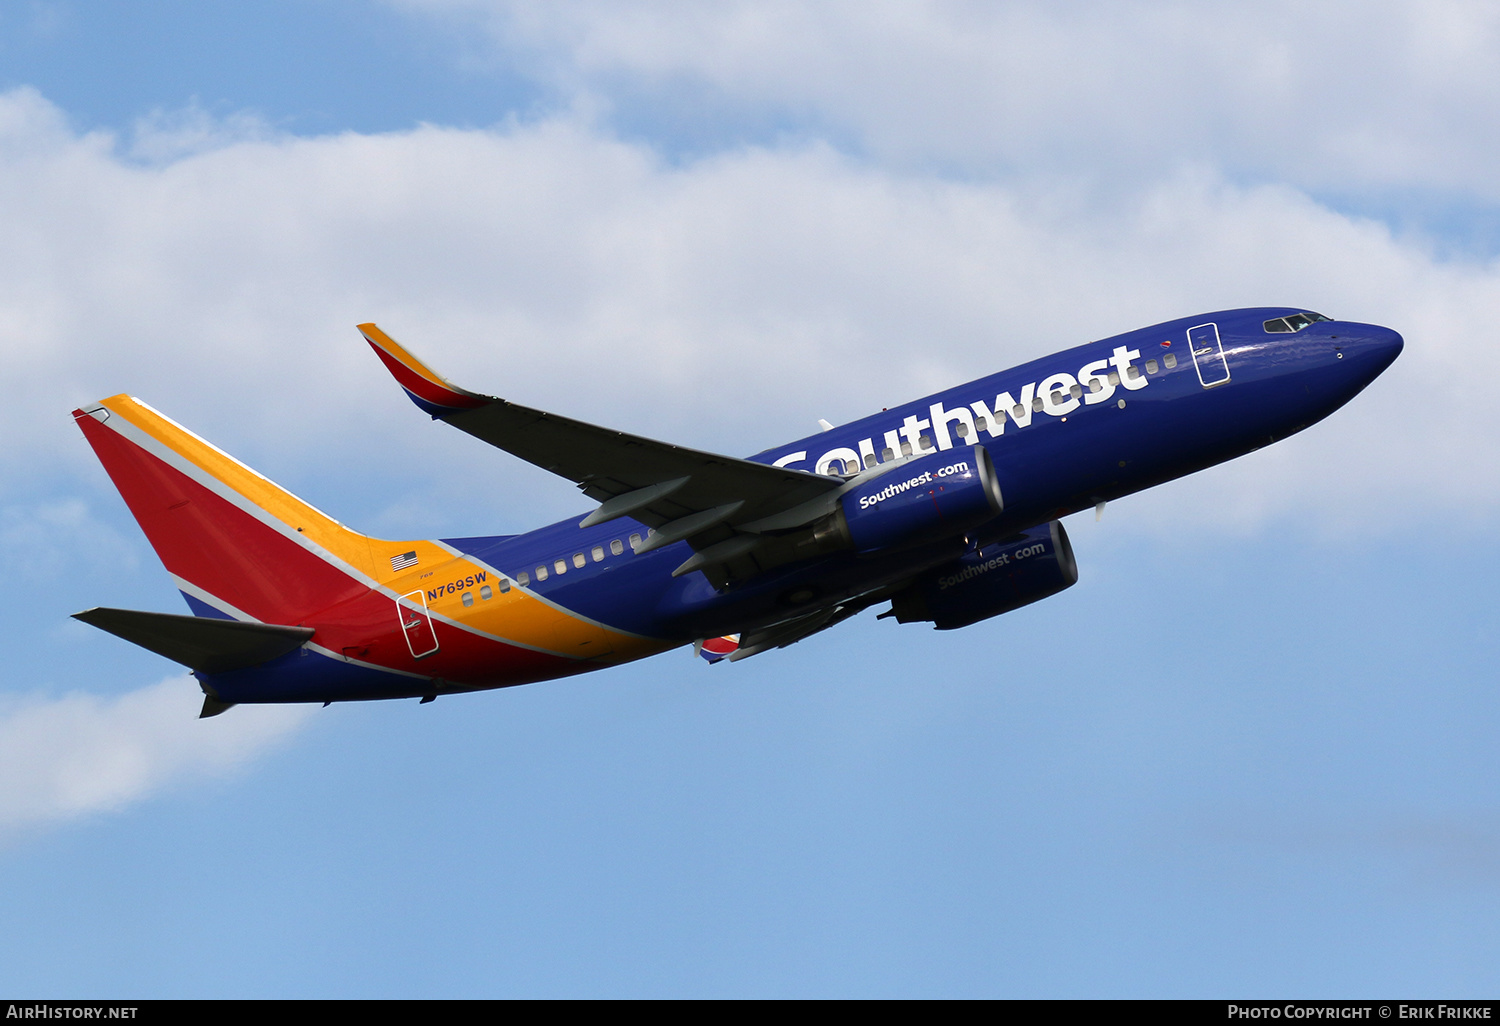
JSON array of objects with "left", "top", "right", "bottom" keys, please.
[
  {"left": 1186, "top": 322, "right": 1231, "bottom": 388},
  {"left": 396, "top": 590, "right": 440, "bottom": 659}
]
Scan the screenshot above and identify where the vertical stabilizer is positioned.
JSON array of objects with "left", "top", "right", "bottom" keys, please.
[{"left": 73, "top": 396, "right": 448, "bottom": 624}]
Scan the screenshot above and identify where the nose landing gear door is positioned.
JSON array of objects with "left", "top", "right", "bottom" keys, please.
[
  {"left": 396, "top": 590, "right": 440, "bottom": 659},
  {"left": 1186, "top": 322, "right": 1231, "bottom": 388}
]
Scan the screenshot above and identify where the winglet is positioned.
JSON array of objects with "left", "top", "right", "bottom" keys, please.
[{"left": 359, "top": 323, "right": 490, "bottom": 418}]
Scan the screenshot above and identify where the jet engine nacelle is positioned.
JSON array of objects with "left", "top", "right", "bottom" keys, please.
[
  {"left": 837, "top": 447, "right": 1004, "bottom": 554},
  {"left": 885, "top": 520, "right": 1077, "bottom": 630}
]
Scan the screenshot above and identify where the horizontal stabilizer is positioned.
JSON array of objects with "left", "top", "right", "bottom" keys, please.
[
  {"left": 72, "top": 608, "right": 314, "bottom": 675},
  {"left": 199, "top": 694, "right": 237, "bottom": 718}
]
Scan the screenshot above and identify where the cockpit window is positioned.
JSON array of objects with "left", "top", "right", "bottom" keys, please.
[{"left": 1263, "top": 312, "right": 1332, "bottom": 333}]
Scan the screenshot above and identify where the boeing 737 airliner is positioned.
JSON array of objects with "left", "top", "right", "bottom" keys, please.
[{"left": 73, "top": 308, "right": 1402, "bottom": 716}]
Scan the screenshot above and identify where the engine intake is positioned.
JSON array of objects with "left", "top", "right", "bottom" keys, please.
[{"left": 837, "top": 446, "right": 1003, "bottom": 553}]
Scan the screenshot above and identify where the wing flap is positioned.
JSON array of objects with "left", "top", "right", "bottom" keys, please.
[
  {"left": 720, "top": 584, "right": 904, "bottom": 662},
  {"left": 728, "top": 601, "right": 872, "bottom": 662}
]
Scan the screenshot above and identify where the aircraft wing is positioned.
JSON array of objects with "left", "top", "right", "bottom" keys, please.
[{"left": 361, "top": 324, "right": 845, "bottom": 583}]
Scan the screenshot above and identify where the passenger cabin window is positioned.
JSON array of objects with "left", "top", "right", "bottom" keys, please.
[
  {"left": 481, "top": 584, "right": 494, "bottom": 600},
  {"left": 629, "top": 532, "right": 642, "bottom": 551},
  {"left": 1145, "top": 359, "right": 1159, "bottom": 374},
  {"left": 882, "top": 447, "right": 896, "bottom": 462},
  {"left": 1163, "top": 353, "right": 1177, "bottom": 369},
  {"left": 462, "top": 592, "right": 474, "bottom": 607},
  {"left": 863, "top": 452, "right": 877, "bottom": 468},
  {"left": 610, "top": 539, "right": 624, "bottom": 556},
  {"left": 573, "top": 552, "right": 586, "bottom": 569},
  {"left": 516, "top": 571, "right": 529, "bottom": 586},
  {"left": 592, "top": 545, "right": 605, "bottom": 562},
  {"left": 535, "top": 565, "right": 548, "bottom": 581},
  {"left": 554, "top": 559, "right": 567, "bottom": 575},
  {"left": 1264, "top": 312, "right": 1331, "bottom": 333},
  {"left": 497, "top": 578, "right": 510, "bottom": 594}
]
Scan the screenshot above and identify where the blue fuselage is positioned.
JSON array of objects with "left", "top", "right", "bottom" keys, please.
[{"left": 443, "top": 307, "right": 1403, "bottom": 642}]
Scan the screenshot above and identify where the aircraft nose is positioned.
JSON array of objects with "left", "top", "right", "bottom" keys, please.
[
  {"left": 1376, "top": 325, "right": 1404, "bottom": 364},
  {"left": 1331, "top": 321, "right": 1403, "bottom": 380},
  {"left": 1351, "top": 323, "right": 1403, "bottom": 373}
]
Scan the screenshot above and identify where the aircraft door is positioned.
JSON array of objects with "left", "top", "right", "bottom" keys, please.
[
  {"left": 396, "top": 590, "right": 440, "bottom": 659},
  {"left": 1186, "top": 322, "right": 1231, "bottom": 387}
]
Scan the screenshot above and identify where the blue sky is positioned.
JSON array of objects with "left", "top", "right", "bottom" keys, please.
[
  {"left": 0, "top": 1, "right": 538, "bottom": 135},
  {"left": 1, "top": 1, "right": 1498, "bottom": 997}
]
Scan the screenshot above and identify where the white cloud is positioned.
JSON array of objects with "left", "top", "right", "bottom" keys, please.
[
  {"left": 0, "top": 6, "right": 1493, "bottom": 848},
  {"left": 0, "top": 675, "right": 313, "bottom": 841},
  {"left": 0, "top": 84, "right": 1492, "bottom": 541},
  {"left": 127, "top": 102, "right": 274, "bottom": 165},
  {"left": 402, "top": 0, "right": 1500, "bottom": 202}
]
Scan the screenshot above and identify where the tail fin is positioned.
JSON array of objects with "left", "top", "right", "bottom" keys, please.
[{"left": 73, "top": 396, "right": 449, "bottom": 625}]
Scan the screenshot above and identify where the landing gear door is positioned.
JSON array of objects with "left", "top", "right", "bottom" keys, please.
[
  {"left": 396, "top": 590, "right": 440, "bottom": 659},
  {"left": 1186, "top": 322, "right": 1230, "bottom": 388}
]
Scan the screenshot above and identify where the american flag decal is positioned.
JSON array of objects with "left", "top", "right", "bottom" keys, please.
[{"left": 391, "top": 551, "right": 418, "bottom": 572}]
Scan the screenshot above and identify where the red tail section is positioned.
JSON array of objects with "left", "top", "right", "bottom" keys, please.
[
  {"left": 75, "top": 393, "right": 668, "bottom": 689},
  {"left": 74, "top": 397, "right": 406, "bottom": 624}
]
